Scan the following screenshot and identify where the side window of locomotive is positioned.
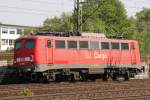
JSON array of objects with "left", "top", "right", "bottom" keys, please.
[
  {"left": 56, "top": 40, "right": 66, "bottom": 48},
  {"left": 79, "top": 41, "right": 89, "bottom": 49},
  {"left": 111, "top": 42, "right": 120, "bottom": 50},
  {"left": 67, "top": 40, "right": 77, "bottom": 49},
  {"left": 15, "top": 41, "right": 22, "bottom": 50},
  {"left": 26, "top": 39, "right": 35, "bottom": 49},
  {"left": 121, "top": 43, "right": 129, "bottom": 50},
  {"left": 90, "top": 41, "right": 99, "bottom": 49},
  {"left": 47, "top": 40, "right": 51, "bottom": 48},
  {"left": 101, "top": 42, "right": 110, "bottom": 50}
]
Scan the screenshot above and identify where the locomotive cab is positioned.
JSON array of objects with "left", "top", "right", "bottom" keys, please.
[
  {"left": 14, "top": 37, "right": 36, "bottom": 66},
  {"left": 14, "top": 36, "right": 54, "bottom": 72}
]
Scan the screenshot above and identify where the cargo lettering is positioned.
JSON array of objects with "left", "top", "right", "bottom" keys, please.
[{"left": 94, "top": 53, "right": 108, "bottom": 60}]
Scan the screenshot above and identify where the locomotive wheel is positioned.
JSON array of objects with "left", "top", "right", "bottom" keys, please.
[
  {"left": 31, "top": 73, "right": 38, "bottom": 83},
  {"left": 89, "top": 78, "right": 96, "bottom": 81},
  {"left": 124, "top": 72, "right": 129, "bottom": 81},
  {"left": 115, "top": 72, "right": 129, "bottom": 81},
  {"left": 79, "top": 72, "right": 88, "bottom": 81},
  {"left": 102, "top": 73, "right": 109, "bottom": 81},
  {"left": 55, "top": 74, "right": 63, "bottom": 82},
  {"left": 112, "top": 73, "right": 117, "bottom": 81},
  {"left": 31, "top": 73, "right": 48, "bottom": 83},
  {"left": 88, "top": 74, "right": 96, "bottom": 81},
  {"left": 69, "top": 74, "right": 75, "bottom": 82}
]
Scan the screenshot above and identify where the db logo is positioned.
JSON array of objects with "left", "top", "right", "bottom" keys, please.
[{"left": 94, "top": 53, "right": 108, "bottom": 60}]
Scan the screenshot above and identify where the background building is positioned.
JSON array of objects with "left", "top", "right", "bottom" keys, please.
[{"left": 0, "top": 24, "right": 26, "bottom": 51}]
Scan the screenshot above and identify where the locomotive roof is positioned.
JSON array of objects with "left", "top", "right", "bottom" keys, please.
[{"left": 17, "top": 35, "right": 137, "bottom": 43}]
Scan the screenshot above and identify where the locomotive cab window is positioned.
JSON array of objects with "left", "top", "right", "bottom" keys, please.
[
  {"left": 15, "top": 40, "right": 22, "bottom": 50},
  {"left": 79, "top": 41, "right": 89, "bottom": 49},
  {"left": 101, "top": 42, "right": 110, "bottom": 50},
  {"left": 90, "top": 41, "right": 99, "bottom": 49},
  {"left": 111, "top": 42, "right": 120, "bottom": 50},
  {"left": 47, "top": 40, "right": 51, "bottom": 48},
  {"left": 56, "top": 40, "right": 66, "bottom": 48},
  {"left": 67, "top": 40, "right": 77, "bottom": 49},
  {"left": 26, "top": 39, "right": 35, "bottom": 49},
  {"left": 121, "top": 43, "right": 129, "bottom": 50}
]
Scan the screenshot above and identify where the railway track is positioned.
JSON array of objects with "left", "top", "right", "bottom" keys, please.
[
  {"left": 0, "top": 79, "right": 150, "bottom": 99},
  {"left": 0, "top": 80, "right": 146, "bottom": 91},
  {"left": 0, "top": 88, "right": 150, "bottom": 100},
  {"left": 0, "top": 79, "right": 149, "bottom": 89}
]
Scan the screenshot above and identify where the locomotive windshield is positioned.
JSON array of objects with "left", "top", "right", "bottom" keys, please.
[
  {"left": 15, "top": 40, "right": 22, "bottom": 50},
  {"left": 25, "top": 39, "right": 35, "bottom": 49}
]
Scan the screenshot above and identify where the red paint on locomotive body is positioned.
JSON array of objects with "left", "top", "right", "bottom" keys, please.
[{"left": 14, "top": 35, "right": 141, "bottom": 71}]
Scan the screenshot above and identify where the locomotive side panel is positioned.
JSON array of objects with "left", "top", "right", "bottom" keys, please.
[
  {"left": 46, "top": 38, "right": 141, "bottom": 66},
  {"left": 131, "top": 41, "right": 140, "bottom": 64},
  {"left": 14, "top": 36, "right": 141, "bottom": 69},
  {"left": 45, "top": 39, "right": 53, "bottom": 64},
  {"left": 35, "top": 39, "right": 47, "bottom": 64},
  {"left": 119, "top": 43, "right": 131, "bottom": 64}
]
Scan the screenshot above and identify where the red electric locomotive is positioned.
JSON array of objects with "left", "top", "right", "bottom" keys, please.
[{"left": 14, "top": 32, "right": 142, "bottom": 82}]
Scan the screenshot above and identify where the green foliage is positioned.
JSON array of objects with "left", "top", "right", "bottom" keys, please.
[
  {"left": 60, "top": 13, "right": 74, "bottom": 32},
  {"left": 42, "top": 13, "right": 74, "bottom": 32},
  {"left": 23, "top": 28, "right": 39, "bottom": 35},
  {"left": 83, "top": 18, "right": 106, "bottom": 33},
  {"left": 82, "top": 0, "right": 129, "bottom": 34},
  {"left": 43, "top": 17, "right": 62, "bottom": 32},
  {"left": 131, "top": 8, "right": 150, "bottom": 56},
  {"left": 136, "top": 8, "right": 150, "bottom": 32},
  {"left": 18, "top": 88, "right": 33, "bottom": 96},
  {"left": 99, "top": 0, "right": 127, "bottom": 33}
]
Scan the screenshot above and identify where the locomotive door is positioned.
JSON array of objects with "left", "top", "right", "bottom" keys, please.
[
  {"left": 130, "top": 42, "right": 136, "bottom": 64},
  {"left": 46, "top": 39, "right": 53, "bottom": 64}
]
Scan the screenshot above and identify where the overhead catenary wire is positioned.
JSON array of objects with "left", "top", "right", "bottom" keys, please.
[
  {"left": 0, "top": 0, "right": 149, "bottom": 25},
  {"left": 0, "top": 5, "right": 61, "bottom": 14},
  {"left": 0, "top": 0, "right": 149, "bottom": 16},
  {"left": 20, "top": 0, "right": 74, "bottom": 6},
  {"left": 0, "top": 0, "right": 74, "bottom": 17},
  {"left": 0, "top": 10, "right": 58, "bottom": 16},
  {"left": 129, "top": 0, "right": 150, "bottom": 4},
  {"left": 23, "top": 0, "right": 150, "bottom": 6},
  {"left": 0, "top": 5, "right": 148, "bottom": 14}
]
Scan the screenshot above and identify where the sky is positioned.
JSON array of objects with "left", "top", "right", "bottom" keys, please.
[{"left": 0, "top": 0, "right": 149, "bottom": 26}]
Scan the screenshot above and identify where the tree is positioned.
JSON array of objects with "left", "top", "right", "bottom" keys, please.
[
  {"left": 59, "top": 13, "right": 74, "bottom": 32},
  {"left": 131, "top": 8, "right": 150, "bottom": 55},
  {"left": 23, "top": 27, "right": 39, "bottom": 35},
  {"left": 82, "top": 18, "right": 106, "bottom": 33},
  {"left": 42, "top": 13, "right": 74, "bottom": 32},
  {"left": 81, "top": 0, "right": 106, "bottom": 33},
  {"left": 82, "top": 0, "right": 130, "bottom": 34},
  {"left": 136, "top": 8, "right": 150, "bottom": 32},
  {"left": 43, "top": 17, "right": 62, "bottom": 32}
]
